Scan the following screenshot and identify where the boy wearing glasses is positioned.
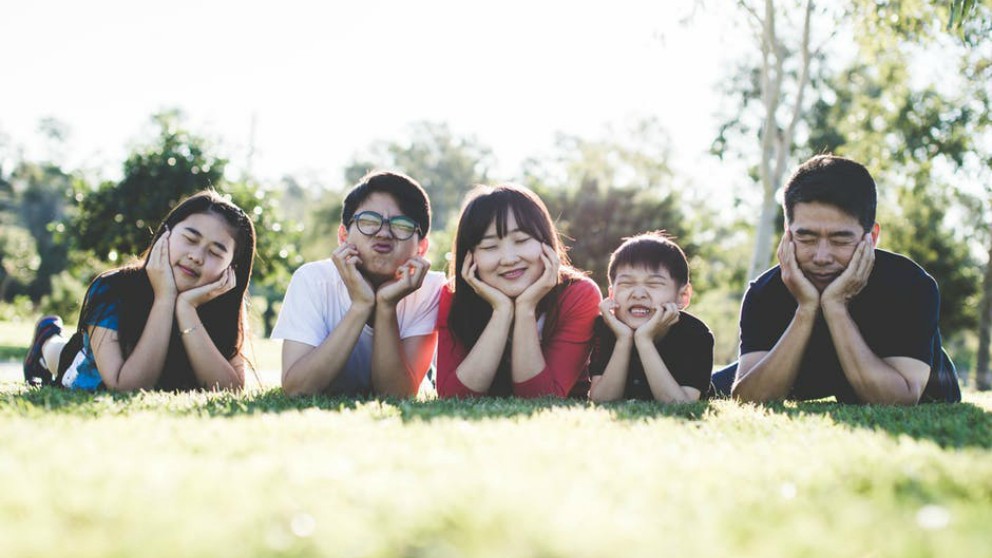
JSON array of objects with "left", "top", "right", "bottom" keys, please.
[
  {"left": 274, "top": 171, "right": 445, "bottom": 397},
  {"left": 588, "top": 232, "right": 714, "bottom": 402}
]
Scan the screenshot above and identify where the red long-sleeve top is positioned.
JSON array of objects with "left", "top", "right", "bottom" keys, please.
[{"left": 436, "top": 277, "right": 602, "bottom": 398}]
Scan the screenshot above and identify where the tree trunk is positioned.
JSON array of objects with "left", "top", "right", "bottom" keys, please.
[
  {"left": 748, "top": 188, "right": 779, "bottom": 282},
  {"left": 976, "top": 236, "right": 992, "bottom": 390}
]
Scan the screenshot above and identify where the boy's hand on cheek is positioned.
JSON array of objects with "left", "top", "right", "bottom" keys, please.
[
  {"left": 333, "top": 242, "right": 375, "bottom": 309},
  {"left": 599, "top": 299, "right": 632, "bottom": 339},
  {"left": 376, "top": 256, "right": 430, "bottom": 307},
  {"left": 634, "top": 302, "right": 680, "bottom": 341}
]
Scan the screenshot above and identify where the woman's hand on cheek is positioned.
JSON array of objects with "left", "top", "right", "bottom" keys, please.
[
  {"left": 515, "top": 243, "right": 559, "bottom": 312},
  {"left": 462, "top": 251, "right": 513, "bottom": 313},
  {"left": 148, "top": 229, "right": 178, "bottom": 301},
  {"left": 178, "top": 266, "right": 237, "bottom": 309}
]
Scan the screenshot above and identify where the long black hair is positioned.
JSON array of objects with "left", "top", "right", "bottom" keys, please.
[
  {"left": 447, "top": 184, "right": 584, "bottom": 394},
  {"left": 77, "top": 190, "right": 256, "bottom": 390}
]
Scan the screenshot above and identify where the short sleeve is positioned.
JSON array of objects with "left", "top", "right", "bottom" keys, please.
[
  {"left": 271, "top": 263, "right": 333, "bottom": 347},
  {"left": 739, "top": 269, "right": 792, "bottom": 355},
  {"left": 668, "top": 315, "right": 714, "bottom": 394},
  {"left": 398, "top": 271, "right": 446, "bottom": 339},
  {"left": 81, "top": 276, "right": 120, "bottom": 331}
]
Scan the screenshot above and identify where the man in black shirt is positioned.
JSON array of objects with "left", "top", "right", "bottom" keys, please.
[{"left": 726, "top": 155, "right": 960, "bottom": 404}]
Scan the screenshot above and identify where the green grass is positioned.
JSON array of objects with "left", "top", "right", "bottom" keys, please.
[{"left": 1, "top": 383, "right": 990, "bottom": 558}]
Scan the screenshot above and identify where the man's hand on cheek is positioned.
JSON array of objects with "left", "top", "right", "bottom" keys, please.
[
  {"left": 778, "top": 230, "right": 819, "bottom": 310},
  {"left": 376, "top": 256, "right": 431, "bottom": 307},
  {"left": 821, "top": 233, "right": 874, "bottom": 310}
]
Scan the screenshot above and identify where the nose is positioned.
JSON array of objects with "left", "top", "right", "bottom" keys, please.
[
  {"left": 498, "top": 246, "right": 520, "bottom": 265},
  {"left": 812, "top": 240, "right": 832, "bottom": 265}
]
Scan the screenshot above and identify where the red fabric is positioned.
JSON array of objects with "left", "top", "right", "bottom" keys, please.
[{"left": 436, "top": 277, "right": 602, "bottom": 398}]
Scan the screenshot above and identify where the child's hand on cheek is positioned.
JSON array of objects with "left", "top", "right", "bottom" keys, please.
[
  {"left": 599, "top": 298, "right": 633, "bottom": 339},
  {"left": 634, "top": 302, "right": 680, "bottom": 342}
]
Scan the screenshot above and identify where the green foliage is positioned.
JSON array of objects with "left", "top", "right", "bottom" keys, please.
[
  {"left": 0, "top": 384, "right": 990, "bottom": 557},
  {"left": 0, "top": 225, "right": 38, "bottom": 300},
  {"left": 74, "top": 110, "right": 227, "bottom": 261},
  {"left": 38, "top": 269, "right": 89, "bottom": 321},
  {"left": 3, "top": 161, "right": 76, "bottom": 299},
  {"left": 539, "top": 178, "right": 690, "bottom": 290},
  {"left": 801, "top": 53, "right": 980, "bottom": 339},
  {"left": 522, "top": 118, "right": 688, "bottom": 290}
]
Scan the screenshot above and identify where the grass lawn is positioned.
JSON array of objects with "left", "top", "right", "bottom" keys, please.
[{"left": 1, "top": 381, "right": 990, "bottom": 558}]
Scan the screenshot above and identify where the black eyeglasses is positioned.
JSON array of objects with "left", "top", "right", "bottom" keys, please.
[{"left": 349, "top": 211, "right": 421, "bottom": 240}]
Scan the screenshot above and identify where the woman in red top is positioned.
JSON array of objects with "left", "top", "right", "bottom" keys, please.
[{"left": 436, "top": 184, "right": 601, "bottom": 398}]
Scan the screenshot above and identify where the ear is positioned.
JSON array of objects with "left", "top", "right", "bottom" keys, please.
[
  {"left": 607, "top": 285, "right": 615, "bottom": 300},
  {"left": 416, "top": 235, "right": 429, "bottom": 257},
  {"left": 869, "top": 222, "right": 881, "bottom": 248},
  {"left": 338, "top": 223, "right": 349, "bottom": 246},
  {"left": 677, "top": 282, "right": 693, "bottom": 310}
]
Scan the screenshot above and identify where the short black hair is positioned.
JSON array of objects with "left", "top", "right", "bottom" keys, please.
[
  {"left": 608, "top": 231, "right": 689, "bottom": 287},
  {"left": 783, "top": 155, "right": 877, "bottom": 232},
  {"left": 341, "top": 171, "right": 431, "bottom": 236}
]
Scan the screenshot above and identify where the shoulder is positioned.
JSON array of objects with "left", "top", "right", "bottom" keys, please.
[
  {"left": 873, "top": 250, "right": 936, "bottom": 284},
  {"left": 562, "top": 275, "right": 603, "bottom": 301},
  {"left": 402, "top": 270, "right": 447, "bottom": 309},
  {"left": 292, "top": 259, "right": 340, "bottom": 282},
  {"left": 675, "top": 311, "right": 715, "bottom": 342},
  {"left": 869, "top": 250, "right": 939, "bottom": 299}
]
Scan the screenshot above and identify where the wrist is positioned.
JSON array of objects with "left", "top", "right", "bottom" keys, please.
[{"left": 820, "top": 299, "right": 849, "bottom": 319}]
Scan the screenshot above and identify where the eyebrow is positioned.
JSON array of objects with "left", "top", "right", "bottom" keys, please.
[
  {"left": 481, "top": 227, "right": 524, "bottom": 240},
  {"left": 793, "top": 228, "right": 858, "bottom": 238},
  {"left": 182, "top": 226, "right": 231, "bottom": 253},
  {"left": 615, "top": 272, "right": 670, "bottom": 281}
]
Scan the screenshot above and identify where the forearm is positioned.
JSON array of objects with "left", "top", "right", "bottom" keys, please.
[
  {"left": 370, "top": 304, "right": 418, "bottom": 397},
  {"left": 111, "top": 299, "right": 175, "bottom": 391},
  {"left": 589, "top": 338, "right": 632, "bottom": 402},
  {"left": 510, "top": 305, "right": 546, "bottom": 384},
  {"left": 282, "top": 305, "right": 371, "bottom": 396},
  {"left": 635, "top": 336, "right": 696, "bottom": 403},
  {"left": 453, "top": 307, "right": 513, "bottom": 393},
  {"left": 733, "top": 306, "right": 817, "bottom": 402},
  {"left": 822, "top": 303, "right": 922, "bottom": 405},
  {"left": 176, "top": 303, "right": 243, "bottom": 391}
]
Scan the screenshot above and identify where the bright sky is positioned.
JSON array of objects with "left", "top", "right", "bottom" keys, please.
[{"left": 1, "top": 0, "right": 749, "bottom": 190}]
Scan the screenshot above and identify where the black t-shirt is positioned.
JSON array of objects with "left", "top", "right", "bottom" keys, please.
[
  {"left": 739, "top": 249, "right": 960, "bottom": 403},
  {"left": 589, "top": 311, "right": 714, "bottom": 400}
]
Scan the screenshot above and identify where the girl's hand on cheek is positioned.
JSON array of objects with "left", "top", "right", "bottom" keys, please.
[
  {"left": 178, "top": 266, "right": 237, "bottom": 309},
  {"left": 148, "top": 229, "right": 178, "bottom": 301},
  {"left": 462, "top": 251, "right": 513, "bottom": 313},
  {"left": 516, "top": 244, "right": 559, "bottom": 311}
]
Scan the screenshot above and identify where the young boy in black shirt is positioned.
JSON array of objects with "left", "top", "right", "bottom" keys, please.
[{"left": 588, "top": 232, "right": 714, "bottom": 402}]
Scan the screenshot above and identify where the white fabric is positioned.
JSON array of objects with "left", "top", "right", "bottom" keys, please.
[{"left": 271, "top": 259, "right": 445, "bottom": 394}]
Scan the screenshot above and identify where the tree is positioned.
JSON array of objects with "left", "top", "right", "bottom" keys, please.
[
  {"left": 75, "top": 110, "right": 227, "bottom": 261},
  {"left": 732, "top": 0, "right": 822, "bottom": 282},
  {"left": 521, "top": 118, "right": 689, "bottom": 290}
]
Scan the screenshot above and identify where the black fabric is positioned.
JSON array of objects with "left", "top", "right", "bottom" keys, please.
[
  {"left": 739, "top": 249, "right": 960, "bottom": 403},
  {"left": 588, "top": 311, "right": 714, "bottom": 400}
]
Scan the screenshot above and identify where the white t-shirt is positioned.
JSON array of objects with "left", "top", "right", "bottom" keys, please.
[{"left": 272, "top": 259, "right": 446, "bottom": 395}]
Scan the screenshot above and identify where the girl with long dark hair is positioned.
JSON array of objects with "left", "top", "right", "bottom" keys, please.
[
  {"left": 436, "top": 184, "right": 601, "bottom": 398},
  {"left": 23, "top": 190, "right": 256, "bottom": 391}
]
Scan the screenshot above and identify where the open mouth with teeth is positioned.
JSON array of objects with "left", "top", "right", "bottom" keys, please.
[{"left": 627, "top": 305, "right": 654, "bottom": 318}]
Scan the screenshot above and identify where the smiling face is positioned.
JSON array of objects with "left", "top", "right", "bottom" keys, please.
[
  {"left": 338, "top": 191, "right": 428, "bottom": 285},
  {"left": 609, "top": 264, "right": 689, "bottom": 328},
  {"left": 168, "top": 212, "right": 237, "bottom": 292},
  {"left": 789, "top": 201, "right": 878, "bottom": 292},
  {"left": 472, "top": 209, "right": 546, "bottom": 298}
]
